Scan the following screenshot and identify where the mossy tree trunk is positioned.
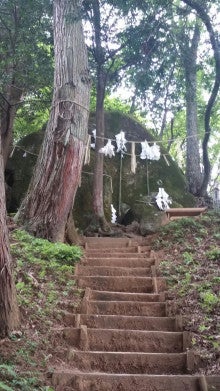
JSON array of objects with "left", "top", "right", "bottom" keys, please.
[
  {"left": 15, "top": 0, "right": 90, "bottom": 242},
  {"left": 0, "top": 137, "right": 19, "bottom": 338}
]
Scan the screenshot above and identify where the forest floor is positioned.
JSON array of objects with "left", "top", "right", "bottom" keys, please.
[{"left": 0, "top": 211, "right": 219, "bottom": 390}]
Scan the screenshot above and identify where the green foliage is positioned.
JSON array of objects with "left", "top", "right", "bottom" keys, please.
[
  {"left": 12, "top": 229, "right": 82, "bottom": 265},
  {"left": 199, "top": 290, "right": 219, "bottom": 312},
  {"left": 4, "top": 229, "right": 83, "bottom": 389},
  {"left": 154, "top": 211, "right": 220, "bottom": 368},
  {"left": 0, "top": 364, "right": 53, "bottom": 391},
  {"left": 11, "top": 229, "right": 82, "bottom": 309},
  {"left": 14, "top": 87, "right": 52, "bottom": 141},
  {"left": 206, "top": 247, "right": 220, "bottom": 261}
]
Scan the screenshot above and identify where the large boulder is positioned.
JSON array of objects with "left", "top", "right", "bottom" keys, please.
[{"left": 7, "top": 111, "right": 195, "bottom": 233}]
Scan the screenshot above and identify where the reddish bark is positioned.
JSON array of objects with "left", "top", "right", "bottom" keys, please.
[
  {"left": 16, "top": 0, "right": 90, "bottom": 242},
  {"left": 0, "top": 138, "right": 19, "bottom": 337}
]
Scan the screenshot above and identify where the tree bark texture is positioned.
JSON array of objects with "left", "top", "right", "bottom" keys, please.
[
  {"left": 91, "top": 0, "right": 109, "bottom": 229},
  {"left": 93, "top": 68, "right": 107, "bottom": 223},
  {"left": 182, "top": 0, "right": 220, "bottom": 196},
  {"left": 0, "top": 85, "right": 22, "bottom": 167},
  {"left": 182, "top": 23, "right": 202, "bottom": 195},
  {"left": 16, "top": 0, "right": 90, "bottom": 242},
  {"left": 0, "top": 138, "right": 19, "bottom": 337}
]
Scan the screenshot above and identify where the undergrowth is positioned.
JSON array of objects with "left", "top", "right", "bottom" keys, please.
[
  {"left": 153, "top": 212, "right": 220, "bottom": 374},
  {"left": 0, "top": 229, "right": 83, "bottom": 391}
]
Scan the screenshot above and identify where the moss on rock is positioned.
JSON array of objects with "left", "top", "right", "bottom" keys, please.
[{"left": 7, "top": 111, "right": 195, "bottom": 232}]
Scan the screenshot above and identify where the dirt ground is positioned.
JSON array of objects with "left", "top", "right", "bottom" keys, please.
[{"left": 0, "top": 213, "right": 219, "bottom": 389}]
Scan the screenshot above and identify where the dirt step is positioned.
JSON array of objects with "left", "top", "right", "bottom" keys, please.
[
  {"left": 87, "top": 246, "right": 140, "bottom": 253},
  {"left": 52, "top": 372, "right": 203, "bottom": 391},
  {"left": 77, "top": 276, "right": 153, "bottom": 292},
  {"left": 85, "top": 301, "right": 166, "bottom": 317},
  {"left": 59, "top": 313, "right": 175, "bottom": 331},
  {"left": 64, "top": 328, "right": 183, "bottom": 353},
  {"left": 77, "top": 265, "right": 151, "bottom": 277},
  {"left": 85, "top": 252, "right": 150, "bottom": 258},
  {"left": 86, "top": 329, "right": 183, "bottom": 353},
  {"left": 68, "top": 350, "right": 187, "bottom": 374},
  {"left": 77, "top": 314, "right": 176, "bottom": 331},
  {"left": 85, "top": 238, "right": 132, "bottom": 247},
  {"left": 83, "top": 257, "right": 155, "bottom": 268},
  {"left": 84, "top": 237, "right": 152, "bottom": 246},
  {"left": 89, "top": 291, "right": 162, "bottom": 302}
]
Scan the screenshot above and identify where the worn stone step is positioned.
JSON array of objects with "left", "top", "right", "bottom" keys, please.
[
  {"left": 83, "top": 257, "right": 155, "bottom": 268},
  {"left": 52, "top": 372, "right": 203, "bottom": 391},
  {"left": 86, "top": 301, "right": 166, "bottom": 317},
  {"left": 77, "top": 276, "right": 153, "bottom": 292},
  {"left": 68, "top": 350, "right": 187, "bottom": 374},
  {"left": 85, "top": 252, "right": 150, "bottom": 258},
  {"left": 77, "top": 265, "right": 151, "bottom": 277},
  {"left": 90, "top": 290, "right": 162, "bottom": 302},
  {"left": 77, "top": 315, "right": 176, "bottom": 331}
]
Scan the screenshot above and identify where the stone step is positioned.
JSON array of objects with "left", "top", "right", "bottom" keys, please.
[
  {"left": 77, "top": 276, "right": 153, "bottom": 292},
  {"left": 85, "top": 301, "right": 166, "bottom": 317},
  {"left": 85, "top": 252, "right": 150, "bottom": 258},
  {"left": 90, "top": 290, "right": 162, "bottom": 302},
  {"left": 83, "top": 257, "right": 155, "bottom": 268},
  {"left": 68, "top": 350, "right": 187, "bottom": 374},
  {"left": 64, "top": 328, "right": 183, "bottom": 353},
  {"left": 52, "top": 372, "right": 204, "bottom": 391},
  {"left": 77, "top": 314, "right": 176, "bottom": 331},
  {"left": 77, "top": 265, "right": 151, "bottom": 277}
]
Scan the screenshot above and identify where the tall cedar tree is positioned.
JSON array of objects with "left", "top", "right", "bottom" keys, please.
[
  {"left": 0, "top": 136, "right": 19, "bottom": 337},
  {"left": 16, "top": 0, "right": 90, "bottom": 242}
]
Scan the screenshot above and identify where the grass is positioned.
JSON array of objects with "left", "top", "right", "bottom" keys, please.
[
  {"left": 153, "top": 211, "right": 220, "bottom": 374},
  {"left": 0, "top": 229, "right": 83, "bottom": 391}
]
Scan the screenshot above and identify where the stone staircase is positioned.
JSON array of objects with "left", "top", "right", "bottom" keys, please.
[{"left": 52, "top": 237, "right": 220, "bottom": 391}]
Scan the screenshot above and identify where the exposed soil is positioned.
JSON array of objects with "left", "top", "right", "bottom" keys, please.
[
  {"left": 152, "top": 212, "right": 220, "bottom": 375},
  {"left": 0, "top": 212, "right": 219, "bottom": 390}
]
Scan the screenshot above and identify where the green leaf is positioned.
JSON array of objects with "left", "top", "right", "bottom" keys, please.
[{"left": 0, "top": 382, "right": 14, "bottom": 391}]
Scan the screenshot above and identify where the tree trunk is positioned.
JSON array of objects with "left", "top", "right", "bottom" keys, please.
[
  {"left": 0, "top": 85, "right": 22, "bottom": 167},
  {"left": 92, "top": 68, "right": 110, "bottom": 230},
  {"left": 15, "top": 0, "right": 90, "bottom": 242},
  {"left": 182, "top": 0, "right": 220, "bottom": 196},
  {"left": 0, "top": 137, "right": 19, "bottom": 338},
  {"left": 91, "top": 0, "right": 110, "bottom": 231},
  {"left": 182, "top": 23, "right": 202, "bottom": 195}
]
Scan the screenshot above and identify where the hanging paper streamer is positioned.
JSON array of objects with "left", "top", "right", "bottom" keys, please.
[
  {"left": 111, "top": 204, "right": 117, "bottom": 223},
  {"left": 131, "top": 142, "right": 137, "bottom": 174},
  {"left": 99, "top": 139, "right": 115, "bottom": 158},
  {"left": 150, "top": 143, "right": 160, "bottom": 160},
  {"left": 91, "top": 129, "right": 96, "bottom": 149},
  {"left": 140, "top": 140, "right": 160, "bottom": 161},
  {"left": 84, "top": 135, "right": 91, "bottom": 165},
  {"left": 115, "top": 131, "right": 127, "bottom": 155},
  {"left": 140, "top": 140, "right": 152, "bottom": 160},
  {"left": 155, "top": 187, "right": 172, "bottom": 210}
]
